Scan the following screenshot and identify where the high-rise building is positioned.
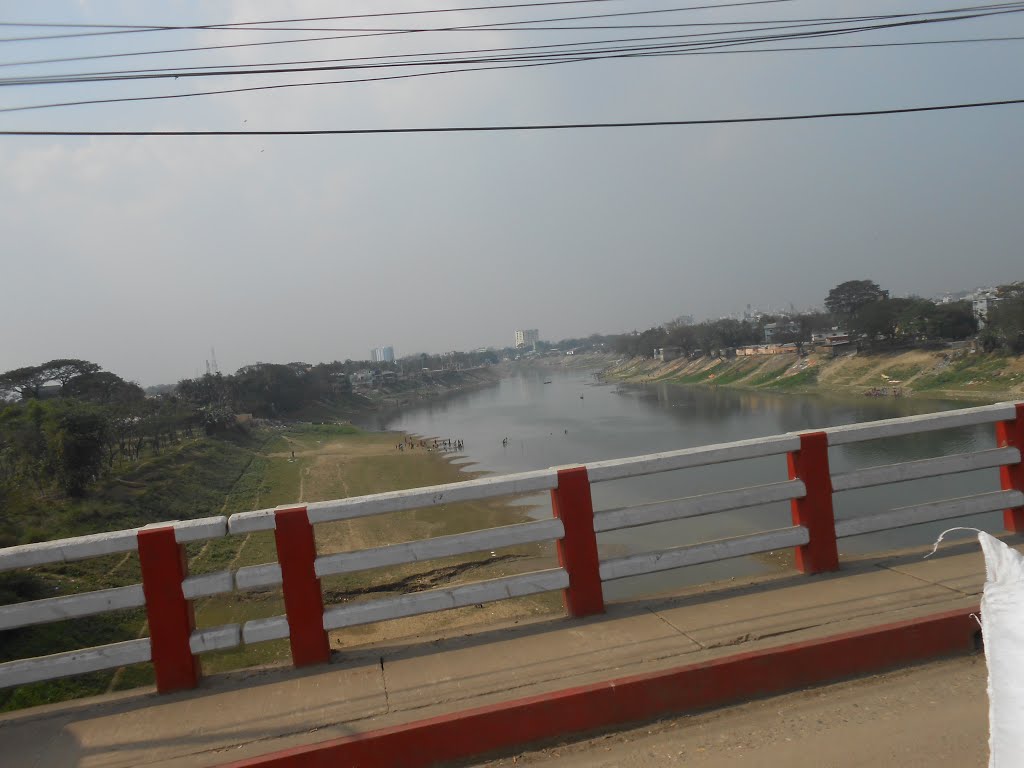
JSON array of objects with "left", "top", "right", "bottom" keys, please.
[
  {"left": 514, "top": 329, "right": 539, "bottom": 348},
  {"left": 371, "top": 346, "right": 395, "bottom": 363}
]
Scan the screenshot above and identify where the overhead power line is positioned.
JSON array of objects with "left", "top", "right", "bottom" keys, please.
[
  {"left": 1, "top": 97, "right": 1022, "bottom": 136},
  {"left": 1, "top": 8, "right": 1020, "bottom": 111},
  {"left": 0, "top": 0, "right": 806, "bottom": 67}
]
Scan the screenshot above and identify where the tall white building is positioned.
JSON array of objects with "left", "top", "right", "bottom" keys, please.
[
  {"left": 514, "top": 329, "right": 539, "bottom": 348},
  {"left": 371, "top": 346, "right": 395, "bottom": 363}
]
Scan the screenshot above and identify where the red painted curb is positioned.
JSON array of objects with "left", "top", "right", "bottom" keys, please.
[{"left": 218, "top": 606, "right": 979, "bottom": 768}]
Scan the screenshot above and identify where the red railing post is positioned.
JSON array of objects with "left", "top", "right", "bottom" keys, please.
[
  {"left": 996, "top": 402, "right": 1024, "bottom": 533},
  {"left": 551, "top": 466, "right": 604, "bottom": 617},
  {"left": 274, "top": 505, "right": 330, "bottom": 667},
  {"left": 137, "top": 526, "right": 201, "bottom": 693},
  {"left": 787, "top": 431, "right": 839, "bottom": 574}
]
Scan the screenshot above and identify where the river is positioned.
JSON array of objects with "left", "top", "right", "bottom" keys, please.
[{"left": 359, "top": 367, "right": 1001, "bottom": 600}]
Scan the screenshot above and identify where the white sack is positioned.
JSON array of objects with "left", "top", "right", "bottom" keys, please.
[{"left": 980, "top": 531, "right": 1024, "bottom": 767}]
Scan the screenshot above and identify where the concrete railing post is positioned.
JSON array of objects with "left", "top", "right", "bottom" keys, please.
[
  {"left": 551, "top": 466, "right": 604, "bottom": 617},
  {"left": 996, "top": 402, "right": 1024, "bottom": 533},
  {"left": 137, "top": 526, "right": 200, "bottom": 693},
  {"left": 274, "top": 505, "right": 331, "bottom": 667},
  {"left": 787, "top": 432, "right": 839, "bottom": 574}
]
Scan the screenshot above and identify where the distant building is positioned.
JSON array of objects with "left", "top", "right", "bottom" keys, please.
[
  {"left": 514, "top": 329, "right": 539, "bottom": 348},
  {"left": 654, "top": 346, "right": 683, "bottom": 362},
  {"left": 972, "top": 294, "right": 1001, "bottom": 329},
  {"left": 371, "top": 346, "right": 395, "bottom": 363},
  {"left": 763, "top": 321, "right": 800, "bottom": 344}
]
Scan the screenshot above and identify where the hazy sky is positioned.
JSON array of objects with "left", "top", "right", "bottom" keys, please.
[{"left": 1, "top": 0, "right": 1022, "bottom": 385}]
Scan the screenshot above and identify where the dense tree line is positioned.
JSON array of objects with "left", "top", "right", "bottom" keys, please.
[
  {"left": 0, "top": 361, "right": 205, "bottom": 499},
  {"left": 981, "top": 282, "right": 1024, "bottom": 354},
  {"left": 608, "top": 278, "right": 999, "bottom": 360}
]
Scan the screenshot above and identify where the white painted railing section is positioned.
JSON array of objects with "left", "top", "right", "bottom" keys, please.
[
  {"left": 315, "top": 519, "right": 564, "bottom": 578},
  {"left": 0, "top": 639, "right": 152, "bottom": 689},
  {"left": 586, "top": 435, "right": 798, "bottom": 484},
  {"left": 600, "top": 527, "right": 809, "bottom": 582},
  {"left": 821, "top": 402, "right": 1015, "bottom": 446},
  {"left": 321, "top": 569, "right": 569, "bottom": 630},
  {"left": 0, "top": 400, "right": 1020, "bottom": 690}
]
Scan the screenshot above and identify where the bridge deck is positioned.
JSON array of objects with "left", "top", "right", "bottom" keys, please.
[{"left": 0, "top": 538, "right": 999, "bottom": 768}]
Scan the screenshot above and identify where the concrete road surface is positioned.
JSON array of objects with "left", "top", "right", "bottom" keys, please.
[{"left": 477, "top": 655, "right": 988, "bottom": 767}]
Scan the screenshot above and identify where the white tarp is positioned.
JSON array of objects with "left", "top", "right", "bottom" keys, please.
[{"left": 979, "top": 531, "right": 1024, "bottom": 767}]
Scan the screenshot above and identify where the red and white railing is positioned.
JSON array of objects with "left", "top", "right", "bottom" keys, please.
[{"left": 1, "top": 401, "right": 1022, "bottom": 696}]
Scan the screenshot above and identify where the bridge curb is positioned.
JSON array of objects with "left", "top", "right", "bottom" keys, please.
[{"left": 218, "top": 606, "right": 980, "bottom": 768}]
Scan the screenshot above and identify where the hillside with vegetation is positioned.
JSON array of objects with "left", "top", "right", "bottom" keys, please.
[{"left": 600, "top": 279, "right": 1024, "bottom": 401}]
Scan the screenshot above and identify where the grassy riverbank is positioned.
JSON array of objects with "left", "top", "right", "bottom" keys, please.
[
  {"left": 601, "top": 349, "right": 1024, "bottom": 403},
  {"left": 1, "top": 422, "right": 558, "bottom": 711}
]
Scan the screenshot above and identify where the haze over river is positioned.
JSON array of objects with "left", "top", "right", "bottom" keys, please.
[{"left": 361, "top": 367, "right": 1001, "bottom": 600}]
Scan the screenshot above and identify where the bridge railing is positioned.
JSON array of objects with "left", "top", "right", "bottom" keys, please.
[{"left": 0, "top": 401, "right": 1021, "bottom": 696}]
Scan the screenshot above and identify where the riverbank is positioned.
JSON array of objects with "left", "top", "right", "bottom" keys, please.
[
  {"left": 291, "top": 366, "right": 502, "bottom": 422},
  {"left": 195, "top": 424, "right": 559, "bottom": 677},
  {"left": 1, "top": 422, "right": 558, "bottom": 711},
  {"left": 599, "top": 349, "right": 1024, "bottom": 403}
]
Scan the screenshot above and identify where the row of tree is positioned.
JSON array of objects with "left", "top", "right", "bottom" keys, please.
[
  {"left": 608, "top": 278, "right": 1020, "bottom": 360},
  {"left": 981, "top": 282, "right": 1024, "bottom": 354}
]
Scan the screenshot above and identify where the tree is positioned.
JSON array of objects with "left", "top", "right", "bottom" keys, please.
[
  {"left": 47, "top": 403, "right": 108, "bottom": 496},
  {"left": 64, "top": 371, "right": 144, "bottom": 404},
  {"left": 824, "top": 280, "right": 889, "bottom": 320},
  {"left": 0, "top": 366, "right": 48, "bottom": 401},
  {"left": 987, "top": 298, "right": 1024, "bottom": 353},
  {"left": 41, "top": 359, "right": 101, "bottom": 389}
]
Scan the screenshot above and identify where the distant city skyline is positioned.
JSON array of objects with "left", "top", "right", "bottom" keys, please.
[{"left": 371, "top": 346, "right": 395, "bottom": 364}]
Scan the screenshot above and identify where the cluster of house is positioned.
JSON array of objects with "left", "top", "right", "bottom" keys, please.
[
  {"left": 653, "top": 327, "right": 850, "bottom": 363},
  {"left": 350, "top": 369, "right": 399, "bottom": 390}
]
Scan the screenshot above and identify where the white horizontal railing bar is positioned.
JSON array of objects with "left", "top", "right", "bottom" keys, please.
[
  {"left": 229, "top": 469, "right": 559, "bottom": 533},
  {"left": 322, "top": 568, "right": 569, "bottom": 631},
  {"left": 0, "top": 585, "right": 145, "bottom": 631},
  {"left": 0, "top": 517, "right": 228, "bottom": 573},
  {"left": 594, "top": 480, "right": 805, "bottom": 534},
  {"left": 190, "top": 624, "right": 242, "bottom": 655},
  {"left": 821, "top": 402, "right": 1016, "bottom": 447},
  {"left": 600, "top": 526, "right": 809, "bottom": 582},
  {"left": 831, "top": 448, "right": 1020, "bottom": 493},
  {"left": 834, "top": 490, "right": 1024, "bottom": 539},
  {"left": 182, "top": 570, "right": 234, "bottom": 600},
  {"left": 226, "top": 507, "right": 277, "bottom": 535},
  {"left": 242, "top": 615, "right": 290, "bottom": 645},
  {"left": 0, "top": 530, "right": 141, "bottom": 572},
  {"left": 585, "top": 435, "right": 799, "bottom": 484},
  {"left": 167, "top": 516, "right": 228, "bottom": 543},
  {"left": 306, "top": 469, "right": 559, "bottom": 526},
  {"left": 235, "top": 563, "right": 283, "bottom": 591},
  {"left": 0, "top": 638, "right": 151, "bottom": 690},
  {"left": 315, "top": 519, "right": 565, "bottom": 579}
]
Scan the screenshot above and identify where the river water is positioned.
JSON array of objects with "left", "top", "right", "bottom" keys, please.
[{"left": 360, "top": 367, "right": 1002, "bottom": 600}]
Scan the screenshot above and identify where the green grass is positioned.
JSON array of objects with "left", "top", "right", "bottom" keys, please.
[
  {"left": 0, "top": 429, "right": 274, "bottom": 711},
  {"left": 709, "top": 360, "right": 763, "bottom": 386},
  {"left": 764, "top": 366, "right": 820, "bottom": 390},
  {"left": 673, "top": 360, "right": 725, "bottom": 383},
  {"left": 914, "top": 354, "right": 1009, "bottom": 391},
  {"left": 747, "top": 365, "right": 788, "bottom": 387}
]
